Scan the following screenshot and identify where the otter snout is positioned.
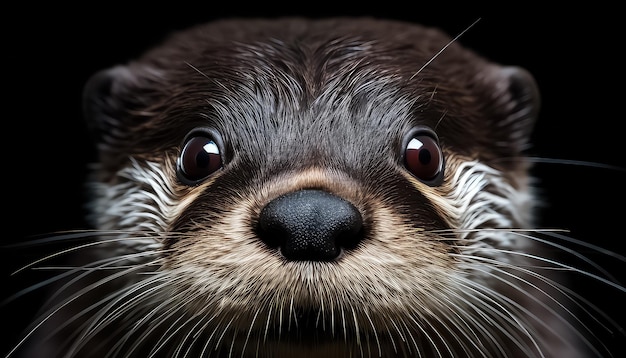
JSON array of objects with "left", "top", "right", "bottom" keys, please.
[{"left": 258, "top": 190, "right": 363, "bottom": 261}]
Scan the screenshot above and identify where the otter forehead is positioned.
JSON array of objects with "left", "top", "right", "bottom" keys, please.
[
  {"left": 199, "top": 64, "right": 412, "bottom": 169},
  {"left": 138, "top": 45, "right": 436, "bottom": 168},
  {"left": 105, "top": 18, "right": 495, "bottom": 170}
]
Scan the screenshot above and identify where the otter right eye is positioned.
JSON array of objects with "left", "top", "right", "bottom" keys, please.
[
  {"left": 177, "top": 135, "right": 222, "bottom": 184},
  {"left": 402, "top": 127, "right": 444, "bottom": 186}
]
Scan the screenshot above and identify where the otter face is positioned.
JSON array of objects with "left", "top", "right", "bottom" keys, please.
[{"left": 14, "top": 18, "right": 614, "bottom": 358}]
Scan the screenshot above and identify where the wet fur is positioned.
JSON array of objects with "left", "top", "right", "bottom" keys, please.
[{"left": 6, "top": 17, "right": 624, "bottom": 357}]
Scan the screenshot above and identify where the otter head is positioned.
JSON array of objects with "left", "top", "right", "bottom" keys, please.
[{"left": 75, "top": 17, "right": 557, "bottom": 358}]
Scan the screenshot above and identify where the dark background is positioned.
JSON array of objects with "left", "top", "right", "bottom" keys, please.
[{"left": 4, "top": 3, "right": 625, "bottom": 357}]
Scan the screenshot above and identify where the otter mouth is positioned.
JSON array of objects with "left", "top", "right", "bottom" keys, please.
[
  {"left": 296, "top": 307, "right": 353, "bottom": 340},
  {"left": 239, "top": 305, "right": 359, "bottom": 346},
  {"left": 266, "top": 306, "right": 339, "bottom": 343}
]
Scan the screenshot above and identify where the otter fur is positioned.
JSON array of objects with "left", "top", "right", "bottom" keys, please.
[{"left": 8, "top": 17, "right": 623, "bottom": 358}]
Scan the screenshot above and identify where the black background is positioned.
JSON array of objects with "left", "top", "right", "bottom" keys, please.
[{"left": 4, "top": 3, "right": 625, "bottom": 357}]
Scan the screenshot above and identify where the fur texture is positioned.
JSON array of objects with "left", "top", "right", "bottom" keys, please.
[{"left": 7, "top": 17, "right": 623, "bottom": 358}]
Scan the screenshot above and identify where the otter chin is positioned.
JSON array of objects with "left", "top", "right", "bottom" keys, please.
[{"left": 10, "top": 17, "right": 620, "bottom": 358}]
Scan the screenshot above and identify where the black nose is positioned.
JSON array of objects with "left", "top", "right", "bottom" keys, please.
[{"left": 257, "top": 189, "right": 363, "bottom": 261}]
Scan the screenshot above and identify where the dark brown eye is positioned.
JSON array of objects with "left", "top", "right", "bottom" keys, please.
[
  {"left": 177, "top": 135, "right": 222, "bottom": 184},
  {"left": 404, "top": 134, "right": 443, "bottom": 183}
]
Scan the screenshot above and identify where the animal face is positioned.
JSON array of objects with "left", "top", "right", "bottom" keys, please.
[{"left": 7, "top": 17, "right": 623, "bottom": 358}]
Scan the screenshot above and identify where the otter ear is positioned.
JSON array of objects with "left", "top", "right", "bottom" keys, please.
[
  {"left": 83, "top": 66, "right": 130, "bottom": 145},
  {"left": 82, "top": 65, "right": 157, "bottom": 150},
  {"left": 494, "top": 66, "right": 541, "bottom": 153}
]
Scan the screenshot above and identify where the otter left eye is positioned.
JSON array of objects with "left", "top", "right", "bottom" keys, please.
[
  {"left": 177, "top": 132, "right": 223, "bottom": 185},
  {"left": 403, "top": 132, "right": 444, "bottom": 184}
]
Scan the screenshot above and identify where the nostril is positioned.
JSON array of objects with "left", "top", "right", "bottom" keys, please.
[{"left": 257, "top": 190, "right": 363, "bottom": 261}]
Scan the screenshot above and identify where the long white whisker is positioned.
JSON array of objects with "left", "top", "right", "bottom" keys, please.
[
  {"left": 459, "top": 257, "right": 609, "bottom": 357},
  {"left": 409, "top": 18, "right": 481, "bottom": 80},
  {"left": 540, "top": 230, "right": 626, "bottom": 262},
  {"left": 452, "top": 276, "right": 545, "bottom": 358},
  {"left": 56, "top": 260, "right": 168, "bottom": 356},
  {"left": 455, "top": 247, "right": 623, "bottom": 336},
  {"left": 462, "top": 247, "right": 625, "bottom": 293},
  {"left": 506, "top": 231, "right": 623, "bottom": 283},
  {"left": 10, "top": 233, "right": 165, "bottom": 276},
  {"left": 528, "top": 157, "right": 626, "bottom": 172},
  {"left": 240, "top": 306, "right": 262, "bottom": 358},
  {"left": 6, "top": 249, "right": 166, "bottom": 357}
]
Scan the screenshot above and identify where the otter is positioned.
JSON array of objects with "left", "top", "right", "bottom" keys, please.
[{"left": 6, "top": 17, "right": 624, "bottom": 357}]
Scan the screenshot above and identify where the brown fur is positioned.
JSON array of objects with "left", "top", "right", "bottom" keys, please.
[{"left": 9, "top": 17, "right": 620, "bottom": 358}]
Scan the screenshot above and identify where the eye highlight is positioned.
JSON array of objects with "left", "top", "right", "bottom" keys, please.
[
  {"left": 403, "top": 129, "right": 444, "bottom": 185},
  {"left": 177, "top": 129, "right": 223, "bottom": 185}
]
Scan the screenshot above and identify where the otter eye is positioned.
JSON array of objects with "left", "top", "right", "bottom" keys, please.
[
  {"left": 177, "top": 135, "right": 222, "bottom": 184},
  {"left": 404, "top": 133, "right": 444, "bottom": 184}
]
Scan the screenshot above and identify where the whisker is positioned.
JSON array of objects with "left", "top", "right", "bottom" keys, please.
[
  {"left": 448, "top": 241, "right": 621, "bottom": 356},
  {"left": 454, "top": 277, "right": 547, "bottom": 358},
  {"left": 430, "top": 294, "right": 501, "bottom": 356},
  {"left": 398, "top": 318, "right": 420, "bottom": 357},
  {"left": 84, "top": 272, "right": 170, "bottom": 339},
  {"left": 458, "top": 257, "right": 611, "bottom": 357},
  {"left": 97, "top": 288, "right": 171, "bottom": 357},
  {"left": 405, "top": 313, "right": 445, "bottom": 358},
  {"left": 146, "top": 311, "right": 188, "bottom": 358},
  {"left": 9, "top": 232, "right": 169, "bottom": 276},
  {"left": 3, "top": 230, "right": 123, "bottom": 248},
  {"left": 528, "top": 157, "right": 626, "bottom": 172},
  {"left": 540, "top": 230, "right": 626, "bottom": 262},
  {"left": 240, "top": 306, "right": 262, "bottom": 358},
  {"left": 430, "top": 227, "right": 623, "bottom": 284},
  {"left": 409, "top": 18, "right": 481, "bottom": 81},
  {"left": 456, "top": 247, "right": 624, "bottom": 335},
  {"left": 5, "top": 255, "right": 149, "bottom": 357},
  {"left": 362, "top": 308, "right": 381, "bottom": 357},
  {"left": 176, "top": 315, "right": 209, "bottom": 358},
  {"left": 14, "top": 249, "right": 166, "bottom": 355},
  {"left": 470, "top": 245, "right": 624, "bottom": 293}
]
